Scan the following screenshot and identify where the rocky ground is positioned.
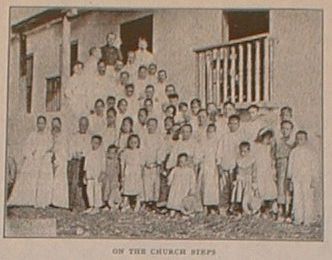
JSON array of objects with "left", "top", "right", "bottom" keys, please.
[{"left": 6, "top": 206, "right": 323, "bottom": 241}]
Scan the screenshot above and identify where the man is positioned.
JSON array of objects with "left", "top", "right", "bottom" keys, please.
[
  {"left": 101, "top": 32, "right": 122, "bottom": 67},
  {"left": 135, "top": 37, "right": 154, "bottom": 67}
]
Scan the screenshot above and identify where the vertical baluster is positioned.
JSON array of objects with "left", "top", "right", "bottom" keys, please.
[
  {"left": 215, "top": 49, "right": 221, "bottom": 107},
  {"left": 239, "top": 43, "right": 244, "bottom": 103},
  {"left": 199, "top": 52, "right": 206, "bottom": 107},
  {"left": 206, "top": 51, "right": 212, "bottom": 104},
  {"left": 223, "top": 48, "right": 229, "bottom": 103},
  {"left": 195, "top": 52, "right": 200, "bottom": 98},
  {"left": 247, "top": 42, "right": 252, "bottom": 103},
  {"left": 255, "top": 40, "right": 261, "bottom": 102},
  {"left": 264, "top": 37, "right": 270, "bottom": 102},
  {"left": 230, "top": 46, "right": 236, "bottom": 103}
]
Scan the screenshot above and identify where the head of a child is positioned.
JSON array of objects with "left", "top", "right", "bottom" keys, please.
[
  {"left": 239, "top": 142, "right": 251, "bottom": 157},
  {"left": 138, "top": 65, "right": 148, "bottom": 80},
  {"left": 190, "top": 98, "right": 201, "bottom": 116},
  {"left": 121, "top": 117, "right": 133, "bottom": 134},
  {"left": 97, "top": 61, "right": 106, "bottom": 76},
  {"left": 145, "top": 85, "right": 155, "bottom": 99},
  {"left": 117, "top": 99, "right": 128, "bottom": 114},
  {"left": 165, "top": 84, "right": 176, "bottom": 96},
  {"left": 165, "top": 105, "right": 176, "bottom": 118},
  {"left": 228, "top": 115, "right": 240, "bottom": 133},
  {"left": 181, "top": 124, "right": 193, "bottom": 141},
  {"left": 107, "top": 145, "right": 118, "bottom": 159},
  {"left": 95, "top": 99, "right": 105, "bottom": 116},
  {"left": 106, "top": 96, "right": 116, "bottom": 109},
  {"left": 281, "top": 120, "right": 294, "bottom": 138},
  {"left": 36, "top": 115, "right": 47, "bottom": 132},
  {"left": 138, "top": 108, "right": 148, "bottom": 125},
  {"left": 147, "top": 118, "right": 158, "bottom": 134},
  {"left": 158, "top": 70, "right": 167, "bottom": 83},
  {"left": 206, "top": 124, "right": 216, "bottom": 139},
  {"left": 178, "top": 153, "right": 188, "bottom": 168},
  {"left": 207, "top": 102, "right": 218, "bottom": 117},
  {"left": 144, "top": 98, "right": 153, "bottom": 113},
  {"left": 51, "top": 117, "right": 62, "bottom": 133},
  {"left": 78, "top": 116, "right": 89, "bottom": 133},
  {"left": 172, "top": 123, "right": 182, "bottom": 141},
  {"left": 125, "top": 84, "right": 135, "bottom": 98},
  {"left": 91, "top": 135, "right": 102, "bottom": 151},
  {"left": 164, "top": 116, "right": 174, "bottom": 132},
  {"left": 295, "top": 130, "right": 308, "bottom": 146},
  {"left": 127, "top": 134, "right": 140, "bottom": 149},
  {"left": 247, "top": 105, "right": 260, "bottom": 121},
  {"left": 223, "top": 101, "right": 236, "bottom": 118},
  {"left": 168, "top": 93, "right": 179, "bottom": 107},
  {"left": 178, "top": 102, "right": 188, "bottom": 114},
  {"left": 120, "top": 71, "right": 130, "bottom": 85},
  {"left": 198, "top": 109, "right": 208, "bottom": 127},
  {"left": 280, "top": 106, "right": 293, "bottom": 121},
  {"left": 127, "top": 51, "right": 136, "bottom": 65},
  {"left": 148, "top": 63, "right": 157, "bottom": 76},
  {"left": 106, "top": 108, "right": 117, "bottom": 126}
]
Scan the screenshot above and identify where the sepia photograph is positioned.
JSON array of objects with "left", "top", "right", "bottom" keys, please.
[{"left": 4, "top": 6, "right": 323, "bottom": 242}]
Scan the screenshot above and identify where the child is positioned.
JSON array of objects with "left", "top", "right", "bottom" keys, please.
[
  {"left": 275, "top": 120, "right": 295, "bottom": 221},
  {"left": 84, "top": 135, "right": 104, "bottom": 215},
  {"left": 254, "top": 128, "right": 278, "bottom": 218},
  {"left": 103, "top": 108, "right": 118, "bottom": 146},
  {"left": 89, "top": 99, "right": 106, "bottom": 136},
  {"left": 118, "top": 117, "right": 134, "bottom": 151},
  {"left": 106, "top": 96, "right": 116, "bottom": 110},
  {"left": 287, "top": 130, "right": 317, "bottom": 226},
  {"left": 198, "top": 124, "right": 220, "bottom": 215},
  {"left": 100, "top": 145, "right": 121, "bottom": 211},
  {"left": 167, "top": 153, "right": 196, "bottom": 217},
  {"left": 175, "top": 102, "right": 190, "bottom": 125},
  {"left": 120, "top": 134, "right": 144, "bottom": 212},
  {"left": 164, "top": 105, "right": 177, "bottom": 119},
  {"left": 230, "top": 142, "right": 259, "bottom": 216}
]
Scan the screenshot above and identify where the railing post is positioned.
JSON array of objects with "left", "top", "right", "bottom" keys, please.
[
  {"left": 246, "top": 42, "right": 252, "bottom": 103},
  {"left": 239, "top": 43, "right": 244, "bottom": 103},
  {"left": 199, "top": 52, "right": 206, "bottom": 108},
  {"left": 223, "top": 48, "right": 229, "bottom": 103},
  {"left": 206, "top": 50, "right": 213, "bottom": 105},
  {"left": 230, "top": 46, "right": 237, "bottom": 103},
  {"left": 255, "top": 40, "right": 261, "bottom": 102},
  {"left": 264, "top": 37, "right": 270, "bottom": 102},
  {"left": 215, "top": 49, "right": 221, "bottom": 107}
]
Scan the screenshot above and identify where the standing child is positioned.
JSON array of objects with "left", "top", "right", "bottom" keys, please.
[
  {"left": 120, "top": 134, "right": 144, "bottom": 212},
  {"left": 84, "top": 135, "right": 104, "bottom": 215},
  {"left": 167, "top": 153, "right": 196, "bottom": 217},
  {"left": 230, "top": 142, "right": 259, "bottom": 216},
  {"left": 100, "top": 145, "right": 121, "bottom": 211}
]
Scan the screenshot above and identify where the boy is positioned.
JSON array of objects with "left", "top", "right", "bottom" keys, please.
[
  {"left": 175, "top": 102, "right": 190, "bottom": 125},
  {"left": 84, "top": 135, "right": 104, "bottom": 214},
  {"left": 155, "top": 70, "right": 167, "bottom": 104},
  {"left": 100, "top": 145, "right": 121, "bottom": 211},
  {"left": 123, "top": 83, "right": 139, "bottom": 117},
  {"left": 114, "top": 71, "right": 130, "bottom": 97},
  {"left": 136, "top": 65, "right": 148, "bottom": 98},
  {"left": 135, "top": 108, "right": 148, "bottom": 138},
  {"left": 106, "top": 96, "right": 116, "bottom": 110},
  {"left": 116, "top": 98, "right": 129, "bottom": 132},
  {"left": 161, "top": 85, "right": 176, "bottom": 111},
  {"left": 189, "top": 98, "right": 201, "bottom": 132},
  {"left": 103, "top": 108, "right": 118, "bottom": 147},
  {"left": 147, "top": 63, "right": 158, "bottom": 85},
  {"left": 89, "top": 99, "right": 106, "bottom": 136}
]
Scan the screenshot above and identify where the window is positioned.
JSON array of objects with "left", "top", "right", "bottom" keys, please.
[
  {"left": 70, "top": 40, "right": 78, "bottom": 76},
  {"left": 120, "top": 15, "right": 153, "bottom": 64},
  {"left": 46, "top": 76, "right": 61, "bottom": 112},
  {"left": 19, "top": 34, "right": 27, "bottom": 76},
  {"left": 26, "top": 54, "right": 33, "bottom": 113}
]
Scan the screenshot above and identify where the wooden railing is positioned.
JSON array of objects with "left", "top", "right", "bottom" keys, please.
[{"left": 194, "top": 33, "right": 271, "bottom": 107}]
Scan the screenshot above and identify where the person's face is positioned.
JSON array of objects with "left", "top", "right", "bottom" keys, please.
[
  {"left": 73, "top": 64, "right": 83, "bottom": 75},
  {"left": 91, "top": 138, "right": 101, "bottom": 150},
  {"left": 147, "top": 120, "right": 158, "bottom": 134},
  {"left": 191, "top": 101, "right": 201, "bottom": 116},
  {"left": 165, "top": 107, "right": 175, "bottom": 118},
  {"left": 138, "top": 39, "right": 148, "bottom": 50},
  {"left": 169, "top": 97, "right": 178, "bottom": 106},
  {"left": 228, "top": 118, "right": 240, "bottom": 132},
  {"left": 145, "top": 87, "right": 154, "bottom": 99},
  {"left": 52, "top": 119, "right": 61, "bottom": 132},
  {"left": 120, "top": 73, "right": 129, "bottom": 85},
  {"left": 148, "top": 65, "right": 157, "bottom": 75},
  {"left": 79, "top": 118, "right": 89, "bottom": 133},
  {"left": 144, "top": 100, "right": 153, "bottom": 112},
  {"left": 166, "top": 86, "right": 175, "bottom": 96},
  {"left": 207, "top": 104, "right": 217, "bottom": 116},
  {"left": 158, "top": 71, "right": 167, "bottom": 83},
  {"left": 106, "top": 111, "right": 116, "bottom": 125},
  {"left": 182, "top": 126, "right": 192, "bottom": 140},
  {"left": 107, "top": 98, "right": 116, "bottom": 108},
  {"left": 138, "top": 68, "right": 147, "bottom": 79},
  {"left": 262, "top": 134, "right": 272, "bottom": 145},
  {"left": 95, "top": 101, "right": 105, "bottom": 115},
  {"left": 165, "top": 118, "right": 174, "bottom": 131},
  {"left": 281, "top": 123, "right": 293, "bottom": 138},
  {"left": 240, "top": 146, "right": 250, "bottom": 157},
  {"left": 118, "top": 101, "right": 128, "bottom": 114},
  {"left": 122, "top": 120, "right": 132, "bottom": 133},
  {"left": 224, "top": 104, "right": 235, "bottom": 117},
  {"left": 37, "top": 118, "right": 46, "bottom": 131},
  {"left": 138, "top": 110, "right": 148, "bottom": 125},
  {"left": 107, "top": 33, "right": 116, "bottom": 45},
  {"left": 296, "top": 133, "right": 307, "bottom": 146},
  {"left": 207, "top": 126, "right": 216, "bottom": 139},
  {"left": 179, "top": 156, "right": 187, "bottom": 167},
  {"left": 115, "top": 61, "right": 123, "bottom": 71},
  {"left": 98, "top": 62, "right": 106, "bottom": 76},
  {"left": 248, "top": 107, "right": 259, "bottom": 120},
  {"left": 125, "top": 86, "right": 134, "bottom": 97},
  {"left": 281, "top": 110, "right": 292, "bottom": 121},
  {"left": 179, "top": 105, "right": 188, "bottom": 114},
  {"left": 172, "top": 125, "right": 181, "bottom": 139},
  {"left": 129, "top": 137, "right": 139, "bottom": 149},
  {"left": 127, "top": 52, "right": 135, "bottom": 64},
  {"left": 198, "top": 112, "right": 208, "bottom": 126},
  {"left": 107, "top": 148, "right": 118, "bottom": 159}
]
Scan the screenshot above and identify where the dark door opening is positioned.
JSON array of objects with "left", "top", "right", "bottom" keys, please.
[
  {"left": 224, "top": 11, "right": 269, "bottom": 41},
  {"left": 120, "top": 15, "right": 153, "bottom": 64}
]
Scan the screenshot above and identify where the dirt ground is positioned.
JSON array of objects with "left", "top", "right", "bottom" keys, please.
[{"left": 5, "top": 206, "right": 323, "bottom": 241}]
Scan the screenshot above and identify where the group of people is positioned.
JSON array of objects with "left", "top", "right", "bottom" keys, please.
[{"left": 7, "top": 32, "right": 320, "bottom": 227}]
